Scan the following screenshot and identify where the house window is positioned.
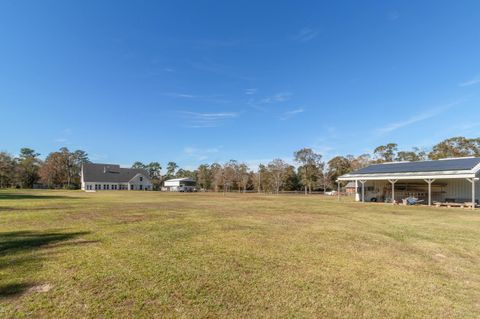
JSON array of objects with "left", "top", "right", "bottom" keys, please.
[
  {"left": 139, "top": 185, "right": 143, "bottom": 190},
  {"left": 130, "top": 185, "right": 134, "bottom": 190},
  {"left": 140, "top": 176, "right": 143, "bottom": 182}
]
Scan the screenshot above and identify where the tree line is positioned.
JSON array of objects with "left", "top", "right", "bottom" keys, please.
[
  {"left": 0, "top": 136, "right": 479, "bottom": 191},
  {"left": 0, "top": 147, "right": 90, "bottom": 189}
]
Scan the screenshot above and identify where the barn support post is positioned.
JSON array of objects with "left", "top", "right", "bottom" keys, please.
[
  {"left": 359, "top": 180, "right": 366, "bottom": 203},
  {"left": 337, "top": 181, "right": 341, "bottom": 201},
  {"left": 424, "top": 179, "right": 435, "bottom": 206},
  {"left": 467, "top": 178, "right": 478, "bottom": 210},
  {"left": 388, "top": 179, "right": 398, "bottom": 204},
  {"left": 355, "top": 180, "right": 360, "bottom": 201},
  {"left": 474, "top": 179, "right": 476, "bottom": 210}
]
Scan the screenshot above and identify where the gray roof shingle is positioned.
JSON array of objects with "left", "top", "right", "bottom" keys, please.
[
  {"left": 82, "top": 163, "right": 150, "bottom": 183},
  {"left": 351, "top": 157, "right": 480, "bottom": 175}
]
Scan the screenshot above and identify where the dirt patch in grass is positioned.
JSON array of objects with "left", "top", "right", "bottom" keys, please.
[{"left": 27, "top": 283, "right": 53, "bottom": 293}]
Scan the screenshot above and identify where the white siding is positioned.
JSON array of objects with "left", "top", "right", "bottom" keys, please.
[
  {"left": 164, "top": 181, "right": 180, "bottom": 187},
  {"left": 443, "top": 178, "right": 480, "bottom": 201},
  {"left": 128, "top": 174, "right": 152, "bottom": 190},
  {"left": 83, "top": 182, "right": 129, "bottom": 191}
]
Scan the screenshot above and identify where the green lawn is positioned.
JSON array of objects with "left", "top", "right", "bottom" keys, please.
[{"left": 1, "top": 190, "right": 480, "bottom": 318}]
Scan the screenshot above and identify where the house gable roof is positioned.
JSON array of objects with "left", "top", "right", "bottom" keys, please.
[{"left": 82, "top": 163, "right": 151, "bottom": 183}]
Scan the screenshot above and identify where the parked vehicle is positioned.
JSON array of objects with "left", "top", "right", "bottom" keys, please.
[
  {"left": 324, "top": 191, "right": 338, "bottom": 196},
  {"left": 363, "top": 187, "right": 383, "bottom": 202},
  {"left": 178, "top": 186, "right": 196, "bottom": 192}
]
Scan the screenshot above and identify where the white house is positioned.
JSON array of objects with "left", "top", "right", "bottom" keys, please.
[
  {"left": 337, "top": 157, "right": 480, "bottom": 209},
  {"left": 81, "top": 163, "right": 152, "bottom": 191},
  {"left": 163, "top": 178, "right": 196, "bottom": 192}
]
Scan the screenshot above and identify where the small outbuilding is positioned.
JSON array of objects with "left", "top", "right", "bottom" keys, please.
[
  {"left": 163, "top": 178, "right": 196, "bottom": 192},
  {"left": 337, "top": 157, "right": 480, "bottom": 209},
  {"left": 344, "top": 181, "right": 356, "bottom": 195}
]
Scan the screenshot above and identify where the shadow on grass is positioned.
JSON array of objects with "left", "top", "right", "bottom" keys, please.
[
  {"left": 0, "top": 283, "right": 35, "bottom": 298},
  {"left": 0, "top": 206, "right": 67, "bottom": 212},
  {"left": 0, "top": 193, "right": 80, "bottom": 200},
  {"left": 0, "top": 230, "right": 92, "bottom": 254},
  {"left": 0, "top": 230, "right": 94, "bottom": 299}
]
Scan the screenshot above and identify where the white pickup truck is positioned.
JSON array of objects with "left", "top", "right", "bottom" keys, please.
[{"left": 359, "top": 186, "right": 384, "bottom": 202}]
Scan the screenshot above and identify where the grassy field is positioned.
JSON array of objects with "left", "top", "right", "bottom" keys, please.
[{"left": 1, "top": 190, "right": 480, "bottom": 318}]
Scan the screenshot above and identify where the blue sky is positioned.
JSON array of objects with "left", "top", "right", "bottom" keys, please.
[{"left": 1, "top": 1, "right": 480, "bottom": 170}]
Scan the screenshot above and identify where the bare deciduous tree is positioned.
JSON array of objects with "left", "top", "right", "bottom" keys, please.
[{"left": 267, "top": 159, "right": 289, "bottom": 194}]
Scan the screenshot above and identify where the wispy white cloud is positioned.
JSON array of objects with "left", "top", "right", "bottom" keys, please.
[
  {"left": 54, "top": 129, "right": 73, "bottom": 144},
  {"left": 184, "top": 146, "right": 220, "bottom": 161},
  {"left": 161, "top": 92, "right": 230, "bottom": 103},
  {"left": 180, "top": 111, "right": 239, "bottom": 128},
  {"left": 293, "top": 28, "right": 319, "bottom": 43},
  {"left": 260, "top": 92, "right": 292, "bottom": 104},
  {"left": 280, "top": 108, "right": 304, "bottom": 120},
  {"left": 245, "top": 88, "right": 257, "bottom": 95},
  {"left": 376, "top": 99, "right": 466, "bottom": 134},
  {"left": 459, "top": 76, "right": 480, "bottom": 87},
  {"left": 284, "top": 108, "right": 304, "bottom": 116},
  {"left": 247, "top": 92, "right": 293, "bottom": 112},
  {"left": 162, "top": 92, "right": 196, "bottom": 98}
]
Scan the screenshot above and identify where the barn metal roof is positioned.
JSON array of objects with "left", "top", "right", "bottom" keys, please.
[
  {"left": 164, "top": 178, "right": 196, "bottom": 182},
  {"left": 351, "top": 157, "right": 480, "bottom": 175}
]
